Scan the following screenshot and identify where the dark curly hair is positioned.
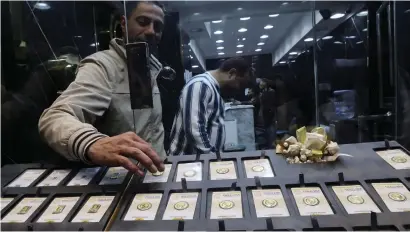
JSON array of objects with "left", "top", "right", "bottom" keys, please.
[{"left": 123, "top": 1, "right": 165, "bottom": 19}]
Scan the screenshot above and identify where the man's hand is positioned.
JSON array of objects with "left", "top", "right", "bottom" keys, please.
[{"left": 87, "top": 132, "right": 164, "bottom": 176}]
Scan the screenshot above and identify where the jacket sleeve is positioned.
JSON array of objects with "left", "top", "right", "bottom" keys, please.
[{"left": 38, "top": 57, "right": 113, "bottom": 163}]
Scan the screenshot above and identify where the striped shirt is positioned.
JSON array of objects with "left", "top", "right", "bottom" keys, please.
[{"left": 168, "top": 72, "right": 225, "bottom": 156}]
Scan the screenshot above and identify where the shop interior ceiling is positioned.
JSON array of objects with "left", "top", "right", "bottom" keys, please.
[{"left": 163, "top": 1, "right": 365, "bottom": 67}]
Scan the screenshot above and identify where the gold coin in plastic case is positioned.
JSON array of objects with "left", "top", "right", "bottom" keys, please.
[
  {"left": 303, "top": 196, "right": 320, "bottom": 206},
  {"left": 262, "top": 199, "right": 278, "bottom": 208},
  {"left": 219, "top": 200, "right": 235, "bottom": 209},
  {"left": 388, "top": 192, "right": 407, "bottom": 202},
  {"left": 137, "top": 202, "right": 152, "bottom": 211},
  {"left": 347, "top": 195, "right": 365, "bottom": 204},
  {"left": 174, "top": 201, "right": 189, "bottom": 210},
  {"left": 391, "top": 156, "right": 407, "bottom": 163},
  {"left": 151, "top": 171, "right": 164, "bottom": 176},
  {"left": 183, "top": 170, "right": 197, "bottom": 177},
  {"left": 216, "top": 168, "right": 230, "bottom": 174},
  {"left": 252, "top": 165, "right": 265, "bottom": 172}
]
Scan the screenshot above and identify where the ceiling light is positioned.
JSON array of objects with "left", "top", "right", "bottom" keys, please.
[
  {"left": 217, "top": 46, "right": 224, "bottom": 50},
  {"left": 34, "top": 2, "right": 50, "bottom": 10},
  {"left": 214, "top": 30, "right": 223, "bottom": 35},
  {"left": 345, "top": 35, "right": 356, "bottom": 39},
  {"left": 237, "top": 44, "right": 244, "bottom": 48},
  {"left": 289, "top": 52, "right": 298, "bottom": 55},
  {"left": 363, "top": 28, "right": 368, "bottom": 32},
  {"left": 192, "top": 65, "right": 199, "bottom": 68},
  {"left": 257, "top": 42, "right": 265, "bottom": 46},
  {"left": 236, "top": 51, "right": 243, "bottom": 54},
  {"left": 260, "top": 35, "right": 269, "bottom": 39},
  {"left": 304, "top": 37, "right": 314, "bottom": 42},
  {"left": 282, "top": 2, "right": 288, "bottom": 5},
  {"left": 269, "top": 14, "right": 280, "bottom": 17},
  {"left": 90, "top": 42, "right": 99, "bottom": 47},
  {"left": 238, "top": 28, "right": 247, "bottom": 32},
  {"left": 237, "top": 7, "right": 243, "bottom": 11},
  {"left": 242, "top": 38, "right": 246, "bottom": 41},
  {"left": 190, "top": 55, "right": 193, "bottom": 59},
  {"left": 356, "top": 41, "right": 364, "bottom": 44},
  {"left": 357, "top": 11, "right": 368, "bottom": 17},
  {"left": 212, "top": 20, "right": 222, "bottom": 23},
  {"left": 218, "top": 52, "right": 225, "bottom": 55},
  {"left": 322, "top": 36, "right": 333, "bottom": 40},
  {"left": 330, "top": 13, "right": 345, "bottom": 19},
  {"left": 279, "top": 61, "right": 286, "bottom": 64},
  {"left": 255, "top": 48, "right": 262, "bottom": 52},
  {"left": 334, "top": 41, "right": 343, "bottom": 44},
  {"left": 264, "top": 25, "right": 274, "bottom": 29},
  {"left": 193, "top": 12, "right": 200, "bottom": 16},
  {"left": 240, "top": 17, "right": 251, "bottom": 21},
  {"left": 291, "top": 60, "right": 296, "bottom": 63},
  {"left": 216, "top": 40, "right": 224, "bottom": 43}
]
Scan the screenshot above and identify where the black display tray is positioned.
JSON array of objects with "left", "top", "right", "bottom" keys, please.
[{"left": 109, "top": 141, "right": 410, "bottom": 231}]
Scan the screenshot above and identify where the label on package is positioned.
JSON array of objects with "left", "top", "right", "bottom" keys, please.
[
  {"left": 332, "top": 185, "right": 380, "bottom": 214},
  {"left": 252, "top": 189, "right": 290, "bottom": 217},
  {"left": 67, "top": 167, "right": 101, "bottom": 186},
  {"left": 37, "top": 169, "right": 71, "bottom": 187},
  {"left": 291, "top": 187, "right": 333, "bottom": 216},
  {"left": 99, "top": 167, "right": 128, "bottom": 185},
  {"left": 7, "top": 169, "right": 47, "bottom": 187},
  {"left": 37, "top": 197, "right": 80, "bottom": 223},
  {"left": 71, "top": 196, "right": 114, "bottom": 222},
  {"left": 210, "top": 191, "right": 242, "bottom": 219},
  {"left": 1, "top": 198, "right": 14, "bottom": 211},
  {"left": 376, "top": 149, "right": 410, "bottom": 170},
  {"left": 124, "top": 193, "right": 163, "bottom": 221},
  {"left": 372, "top": 182, "right": 410, "bottom": 212},
  {"left": 1, "top": 197, "right": 46, "bottom": 223},
  {"left": 143, "top": 164, "right": 172, "bottom": 183},
  {"left": 210, "top": 161, "right": 237, "bottom": 180},
  {"left": 163, "top": 192, "right": 199, "bottom": 220},
  {"left": 175, "top": 162, "right": 202, "bottom": 182},
  {"left": 243, "top": 159, "right": 274, "bottom": 178}
]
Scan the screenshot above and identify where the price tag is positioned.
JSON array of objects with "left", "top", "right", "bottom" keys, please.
[
  {"left": 252, "top": 189, "right": 290, "bottom": 217},
  {"left": 372, "top": 182, "right": 410, "bottom": 212},
  {"left": 332, "top": 185, "right": 380, "bottom": 214},
  {"left": 143, "top": 164, "right": 172, "bottom": 183},
  {"left": 67, "top": 167, "right": 101, "bottom": 186},
  {"left": 7, "top": 169, "right": 46, "bottom": 187},
  {"left": 376, "top": 149, "right": 410, "bottom": 169},
  {"left": 210, "top": 191, "right": 242, "bottom": 219},
  {"left": 291, "top": 187, "right": 333, "bottom": 216},
  {"left": 1, "top": 198, "right": 14, "bottom": 211},
  {"left": 1, "top": 197, "right": 46, "bottom": 223},
  {"left": 210, "top": 161, "right": 237, "bottom": 180},
  {"left": 37, "top": 169, "right": 71, "bottom": 187},
  {"left": 175, "top": 162, "right": 202, "bottom": 182},
  {"left": 163, "top": 192, "right": 199, "bottom": 220},
  {"left": 37, "top": 197, "right": 80, "bottom": 223},
  {"left": 243, "top": 159, "right": 274, "bottom": 178},
  {"left": 99, "top": 167, "right": 128, "bottom": 185},
  {"left": 71, "top": 196, "right": 114, "bottom": 222},
  {"left": 124, "top": 193, "right": 162, "bottom": 221}
]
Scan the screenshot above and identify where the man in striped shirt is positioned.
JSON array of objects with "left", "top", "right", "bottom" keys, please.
[{"left": 168, "top": 58, "right": 253, "bottom": 156}]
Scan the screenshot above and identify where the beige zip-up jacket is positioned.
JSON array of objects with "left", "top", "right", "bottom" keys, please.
[{"left": 39, "top": 38, "right": 166, "bottom": 164}]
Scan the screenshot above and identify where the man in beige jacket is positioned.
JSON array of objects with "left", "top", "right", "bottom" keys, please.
[{"left": 39, "top": 1, "right": 166, "bottom": 175}]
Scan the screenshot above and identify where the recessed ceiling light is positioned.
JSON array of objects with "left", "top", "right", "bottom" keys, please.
[
  {"left": 237, "top": 44, "right": 244, "bottom": 48},
  {"left": 193, "top": 12, "right": 200, "bottom": 16},
  {"left": 334, "top": 41, "right": 343, "bottom": 44},
  {"left": 242, "top": 38, "right": 246, "bottom": 41},
  {"left": 279, "top": 61, "right": 286, "bottom": 64},
  {"left": 356, "top": 41, "right": 364, "bottom": 44},
  {"left": 363, "top": 28, "right": 368, "bottom": 32},
  {"left": 322, "top": 36, "right": 333, "bottom": 40},
  {"left": 212, "top": 20, "right": 222, "bottom": 23},
  {"left": 236, "top": 51, "right": 243, "bottom": 54},
  {"left": 264, "top": 25, "right": 274, "bottom": 29},
  {"left": 269, "top": 14, "right": 280, "bottom": 17},
  {"left": 304, "top": 37, "right": 314, "bottom": 42},
  {"left": 190, "top": 55, "right": 193, "bottom": 59},
  {"left": 192, "top": 65, "right": 199, "bottom": 68},
  {"left": 257, "top": 42, "right": 265, "bottom": 46},
  {"left": 238, "top": 28, "right": 247, "bottom": 32},
  {"left": 255, "top": 48, "right": 262, "bottom": 52},
  {"left": 217, "top": 46, "right": 224, "bottom": 50},
  {"left": 237, "top": 7, "right": 243, "bottom": 11},
  {"left": 214, "top": 30, "right": 223, "bottom": 35},
  {"left": 345, "top": 36, "right": 356, "bottom": 39},
  {"left": 218, "top": 52, "right": 225, "bottom": 55},
  {"left": 216, "top": 40, "right": 224, "bottom": 43},
  {"left": 260, "top": 35, "right": 269, "bottom": 39},
  {"left": 240, "top": 17, "right": 251, "bottom": 21},
  {"left": 357, "top": 11, "right": 368, "bottom": 17},
  {"left": 289, "top": 52, "right": 298, "bottom": 55},
  {"left": 34, "top": 2, "right": 50, "bottom": 10},
  {"left": 282, "top": 2, "right": 288, "bottom": 5},
  {"left": 330, "top": 13, "right": 345, "bottom": 19}
]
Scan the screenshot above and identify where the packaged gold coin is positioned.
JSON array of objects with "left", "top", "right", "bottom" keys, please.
[
  {"left": 376, "top": 149, "right": 410, "bottom": 170},
  {"left": 2, "top": 197, "right": 46, "bottom": 223},
  {"left": 71, "top": 196, "right": 114, "bottom": 222},
  {"left": 210, "top": 191, "right": 242, "bottom": 219},
  {"left": 37, "top": 197, "right": 80, "bottom": 223},
  {"left": 243, "top": 159, "right": 274, "bottom": 178},
  {"left": 163, "top": 192, "right": 198, "bottom": 220},
  {"left": 372, "top": 182, "right": 410, "bottom": 212},
  {"left": 99, "top": 167, "right": 128, "bottom": 185},
  {"left": 332, "top": 185, "right": 380, "bottom": 214},
  {"left": 124, "top": 193, "right": 162, "bottom": 221},
  {"left": 144, "top": 164, "right": 172, "bottom": 183},
  {"left": 175, "top": 162, "right": 202, "bottom": 182},
  {"left": 7, "top": 169, "right": 47, "bottom": 188},
  {"left": 291, "top": 187, "right": 333, "bottom": 216},
  {"left": 210, "top": 161, "right": 237, "bottom": 180}
]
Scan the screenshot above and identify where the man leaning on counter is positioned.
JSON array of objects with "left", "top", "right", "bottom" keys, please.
[{"left": 38, "top": 1, "right": 166, "bottom": 175}]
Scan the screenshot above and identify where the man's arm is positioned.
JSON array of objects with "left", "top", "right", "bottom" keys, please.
[{"left": 181, "top": 81, "right": 214, "bottom": 153}]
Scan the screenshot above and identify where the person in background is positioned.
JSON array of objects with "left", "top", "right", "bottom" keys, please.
[
  {"left": 38, "top": 1, "right": 168, "bottom": 175},
  {"left": 168, "top": 57, "right": 254, "bottom": 156}
]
